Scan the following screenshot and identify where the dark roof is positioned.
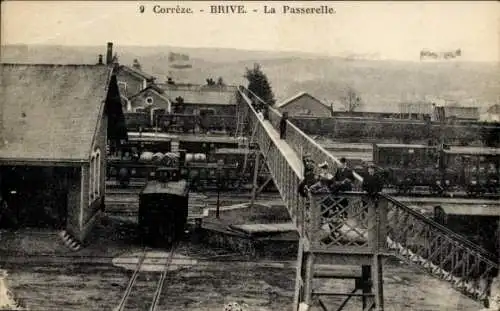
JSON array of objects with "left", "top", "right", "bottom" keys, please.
[
  {"left": 163, "top": 89, "right": 237, "bottom": 106},
  {"left": 141, "top": 179, "right": 188, "bottom": 196},
  {"left": 215, "top": 148, "right": 253, "bottom": 155},
  {"left": 0, "top": 63, "right": 117, "bottom": 163},
  {"left": 118, "top": 65, "right": 156, "bottom": 81},
  {"left": 444, "top": 146, "right": 499, "bottom": 156},
  {"left": 375, "top": 143, "right": 431, "bottom": 149}
]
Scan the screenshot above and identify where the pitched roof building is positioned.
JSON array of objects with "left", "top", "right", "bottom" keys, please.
[
  {"left": 276, "top": 92, "right": 332, "bottom": 117},
  {"left": 0, "top": 63, "right": 126, "bottom": 243},
  {"left": 116, "top": 65, "right": 157, "bottom": 98},
  {"left": 128, "top": 85, "right": 172, "bottom": 112},
  {"left": 0, "top": 64, "right": 125, "bottom": 163}
]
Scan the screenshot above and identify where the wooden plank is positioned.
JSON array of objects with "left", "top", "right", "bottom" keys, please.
[
  {"left": 396, "top": 196, "right": 500, "bottom": 205},
  {"left": 258, "top": 116, "right": 303, "bottom": 177},
  {"left": 231, "top": 223, "right": 297, "bottom": 234}
]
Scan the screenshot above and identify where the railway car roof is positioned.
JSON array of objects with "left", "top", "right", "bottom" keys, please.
[
  {"left": 141, "top": 179, "right": 188, "bottom": 196},
  {"left": 443, "top": 146, "right": 499, "bottom": 155},
  {"left": 438, "top": 205, "right": 500, "bottom": 217},
  {"left": 128, "top": 132, "right": 242, "bottom": 144},
  {"left": 215, "top": 148, "right": 254, "bottom": 154},
  {"left": 374, "top": 143, "right": 434, "bottom": 148}
]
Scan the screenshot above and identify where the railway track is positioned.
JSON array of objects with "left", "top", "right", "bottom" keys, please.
[
  {"left": 106, "top": 191, "right": 499, "bottom": 205},
  {"left": 107, "top": 182, "right": 499, "bottom": 200},
  {"left": 0, "top": 251, "right": 299, "bottom": 269},
  {"left": 114, "top": 244, "right": 178, "bottom": 311}
]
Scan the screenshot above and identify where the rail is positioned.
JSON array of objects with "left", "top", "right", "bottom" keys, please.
[{"left": 237, "top": 85, "right": 498, "bottom": 304}]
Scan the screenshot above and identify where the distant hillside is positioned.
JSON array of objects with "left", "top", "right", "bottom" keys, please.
[{"left": 2, "top": 44, "right": 498, "bottom": 113}]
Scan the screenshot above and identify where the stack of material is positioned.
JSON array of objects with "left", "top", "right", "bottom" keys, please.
[
  {"left": 139, "top": 151, "right": 154, "bottom": 162},
  {"left": 0, "top": 270, "right": 23, "bottom": 310},
  {"left": 481, "top": 277, "right": 500, "bottom": 311}
]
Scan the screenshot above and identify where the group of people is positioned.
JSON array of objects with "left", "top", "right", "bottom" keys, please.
[{"left": 298, "top": 156, "right": 384, "bottom": 198}]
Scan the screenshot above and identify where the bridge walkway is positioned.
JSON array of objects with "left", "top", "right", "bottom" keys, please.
[{"left": 236, "top": 85, "right": 497, "bottom": 311}]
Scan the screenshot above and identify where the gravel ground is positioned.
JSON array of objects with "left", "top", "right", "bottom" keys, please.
[
  {"left": 2, "top": 259, "right": 482, "bottom": 311},
  {"left": 0, "top": 199, "right": 486, "bottom": 311}
]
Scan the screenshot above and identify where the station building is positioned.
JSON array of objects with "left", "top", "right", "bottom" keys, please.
[
  {"left": 275, "top": 92, "right": 332, "bottom": 118},
  {"left": 0, "top": 63, "right": 126, "bottom": 242}
]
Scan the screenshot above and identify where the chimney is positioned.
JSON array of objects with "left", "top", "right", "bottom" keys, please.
[
  {"left": 98, "top": 54, "right": 103, "bottom": 65},
  {"left": 106, "top": 42, "right": 113, "bottom": 65}
]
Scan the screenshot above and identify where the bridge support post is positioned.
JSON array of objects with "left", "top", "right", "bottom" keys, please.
[
  {"left": 291, "top": 193, "right": 387, "bottom": 311},
  {"left": 303, "top": 253, "right": 315, "bottom": 306},
  {"left": 250, "top": 151, "right": 260, "bottom": 208},
  {"left": 361, "top": 265, "right": 373, "bottom": 310},
  {"left": 293, "top": 239, "right": 305, "bottom": 310},
  {"left": 372, "top": 199, "right": 386, "bottom": 311},
  {"left": 372, "top": 254, "right": 384, "bottom": 311}
]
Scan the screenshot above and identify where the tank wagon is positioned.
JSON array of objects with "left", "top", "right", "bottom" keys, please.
[{"left": 107, "top": 146, "right": 275, "bottom": 192}]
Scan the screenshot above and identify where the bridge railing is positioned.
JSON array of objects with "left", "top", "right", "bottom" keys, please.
[
  {"left": 238, "top": 87, "right": 305, "bottom": 234},
  {"left": 237, "top": 85, "right": 498, "bottom": 304},
  {"left": 383, "top": 194, "right": 498, "bottom": 301},
  {"left": 306, "top": 192, "right": 387, "bottom": 254},
  {"left": 239, "top": 86, "right": 364, "bottom": 191}
]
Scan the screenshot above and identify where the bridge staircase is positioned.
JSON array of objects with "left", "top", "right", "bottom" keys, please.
[{"left": 236, "top": 86, "right": 498, "bottom": 311}]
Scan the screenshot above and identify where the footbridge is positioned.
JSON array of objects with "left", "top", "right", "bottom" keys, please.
[{"left": 235, "top": 86, "right": 498, "bottom": 311}]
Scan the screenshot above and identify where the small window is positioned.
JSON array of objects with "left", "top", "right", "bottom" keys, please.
[
  {"left": 88, "top": 148, "right": 101, "bottom": 204},
  {"left": 95, "top": 150, "right": 101, "bottom": 197},
  {"left": 88, "top": 154, "right": 96, "bottom": 202}
]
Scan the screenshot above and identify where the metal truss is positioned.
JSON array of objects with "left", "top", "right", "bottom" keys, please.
[{"left": 236, "top": 86, "right": 498, "bottom": 310}]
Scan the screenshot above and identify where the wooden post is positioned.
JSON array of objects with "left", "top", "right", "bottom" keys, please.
[
  {"left": 303, "top": 253, "right": 315, "bottom": 306},
  {"left": 308, "top": 193, "right": 319, "bottom": 245},
  {"left": 373, "top": 196, "right": 387, "bottom": 310},
  {"left": 372, "top": 254, "right": 384, "bottom": 311},
  {"left": 250, "top": 152, "right": 260, "bottom": 208},
  {"left": 367, "top": 198, "right": 377, "bottom": 253},
  {"left": 293, "top": 239, "right": 305, "bottom": 311},
  {"left": 361, "top": 265, "right": 373, "bottom": 310},
  {"left": 377, "top": 198, "right": 388, "bottom": 252}
]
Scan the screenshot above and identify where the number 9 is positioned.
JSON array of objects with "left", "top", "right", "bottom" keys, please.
[{"left": 139, "top": 5, "right": 145, "bottom": 13}]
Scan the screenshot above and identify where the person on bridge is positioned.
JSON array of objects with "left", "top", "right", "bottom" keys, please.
[
  {"left": 309, "top": 162, "right": 334, "bottom": 193},
  {"left": 279, "top": 112, "right": 288, "bottom": 139},
  {"left": 298, "top": 154, "right": 316, "bottom": 197},
  {"left": 262, "top": 104, "right": 270, "bottom": 121},
  {"left": 334, "top": 158, "right": 354, "bottom": 192},
  {"left": 362, "top": 163, "right": 384, "bottom": 197}
]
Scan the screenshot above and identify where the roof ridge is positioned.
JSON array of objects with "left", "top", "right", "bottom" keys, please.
[
  {"left": 0, "top": 64, "right": 113, "bottom": 162},
  {"left": 277, "top": 91, "right": 320, "bottom": 108},
  {"left": 120, "top": 64, "right": 155, "bottom": 80},
  {"left": 0, "top": 63, "right": 105, "bottom": 67}
]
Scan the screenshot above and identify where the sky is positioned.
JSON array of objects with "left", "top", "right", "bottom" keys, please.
[{"left": 1, "top": 1, "right": 498, "bottom": 61}]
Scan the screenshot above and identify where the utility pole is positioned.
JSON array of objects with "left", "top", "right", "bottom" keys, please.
[{"left": 216, "top": 159, "right": 223, "bottom": 219}]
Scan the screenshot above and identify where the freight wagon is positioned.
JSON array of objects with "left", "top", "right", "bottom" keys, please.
[
  {"left": 139, "top": 167, "right": 189, "bottom": 246},
  {"left": 373, "top": 143, "right": 499, "bottom": 196}
]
